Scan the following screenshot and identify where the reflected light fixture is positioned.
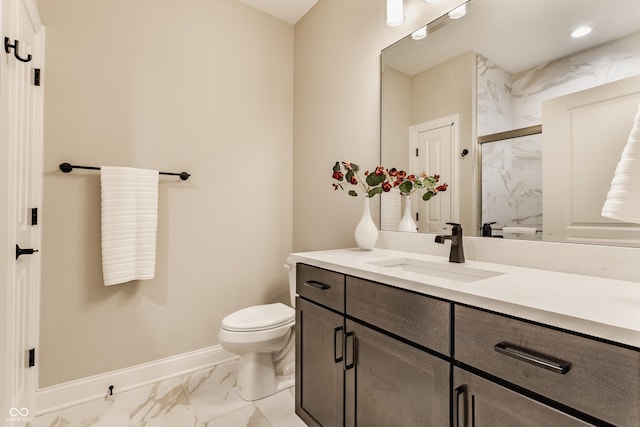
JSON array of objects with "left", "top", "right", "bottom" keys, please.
[
  {"left": 602, "top": 102, "right": 640, "bottom": 224},
  {"left": 448, "top": 3, "right": 467, "bottom": 19},
  {"left": 412, "top": 26, "right": 428, "bottom": 40},
  {"left": 386, "top": 0, "right": 405, "bottom": 27},
  {"left": 571, "top": 26, "right": 592, "bottom": 38}
]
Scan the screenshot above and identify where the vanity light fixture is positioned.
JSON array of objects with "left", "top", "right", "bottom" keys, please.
[
  {"left": 448, "top": 4, "right": 467, "bottom": 19},
  {"left": 571, "top": 25, "right": 592, "bottom": 38},
  {"left": 602, "top": 102, "right": 640, "bottom": 224},
  {"left": 386, "top": 0, "right": 405, "bottom": 27},
  {"left": 412, "top": 26, "right": 428, "bottom": 40}
]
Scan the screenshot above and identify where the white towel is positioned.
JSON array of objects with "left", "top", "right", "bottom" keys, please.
[
  {"left": 602, "top": 102, "right": 640, "bottom": 224},
  {"left": 502, "top": 226, "right": 537, "bottom": 235},
  {"left": 100, "top": 166, "right": 159, "bottom": 286}
]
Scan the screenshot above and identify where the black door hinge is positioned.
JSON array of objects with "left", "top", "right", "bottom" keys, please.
[
  {"left": 31, "top": 208, "right": 38, "bottom": 225},
  {"left": 415, "top": 212, "right": 419, "bottom": 221},
  {"left": 28, "top": 348, "right": 35, "bottom": 367},
  {"left": 415, "top": 148, "right": 419, "bottom": 157},
  {"left": 34, "top": 68, "right": 40, "bottom": 86}
]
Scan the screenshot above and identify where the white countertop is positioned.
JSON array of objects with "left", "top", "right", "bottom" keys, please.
[{"left": 288, "top": 248, "right": 640, "bottom": 349}]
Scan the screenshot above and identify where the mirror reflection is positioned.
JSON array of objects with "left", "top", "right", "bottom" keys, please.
[{"left": 381, "top": 0, "right": 640, "bottom": 246}]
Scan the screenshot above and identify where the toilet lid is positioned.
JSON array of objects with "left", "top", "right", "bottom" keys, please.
[{"left": 222, "top": 303, "right": 295, "bottom": 332}]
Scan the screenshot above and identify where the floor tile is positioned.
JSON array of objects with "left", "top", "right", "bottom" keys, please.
[{"left": 32, "top": 361, "right": 306, "bottom": 427}]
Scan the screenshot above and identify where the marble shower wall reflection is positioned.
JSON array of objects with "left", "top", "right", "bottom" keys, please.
[
  {"left": 477, "top": 31, "right": 640, "bottom": 231},
  {"left": 481, "top": 134, "right": 542, "bottom": 231}
]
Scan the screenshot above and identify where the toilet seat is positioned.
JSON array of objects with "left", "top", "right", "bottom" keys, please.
[{"left": 222, "top": 303, "right": 295, "bottom": 332}]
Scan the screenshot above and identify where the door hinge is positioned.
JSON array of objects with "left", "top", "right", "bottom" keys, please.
[
  {"left": 31, "top": 208, "right": 38, "bottom": 225},
  {"left": 415, "top": 212, "right": 419, "bottom": 221},
  {"left": 28, "top": 348, "right": 35, "bottom": 367},
  {"left": 415, "top": 148, "right": 419, "bottom": 157},
  {"left": 34, "top": 68, "right": 41, "bottom": 86}
]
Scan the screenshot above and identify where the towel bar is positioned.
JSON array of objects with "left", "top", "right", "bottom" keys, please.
[{"left": 59, "top": 162, "right": 190, "bottom": 180}]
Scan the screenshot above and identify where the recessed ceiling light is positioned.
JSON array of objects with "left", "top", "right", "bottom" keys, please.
[
  {"left": 412, "top": 26, "right": 428, "bottom": 40},
  {"left": 448, "top": 4, "right": 467, "bottom": 20},
  {"left": 571, "top": 26, "right": 592, "bottom": 38}
]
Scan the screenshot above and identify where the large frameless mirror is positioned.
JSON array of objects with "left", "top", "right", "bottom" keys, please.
[{"left": 381, "top": 0, "right": 640, "bottom": 246}]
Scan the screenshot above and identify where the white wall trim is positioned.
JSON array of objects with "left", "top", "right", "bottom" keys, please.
[{"left": 35, "top": 345, "right": 236, "bottom": 416}]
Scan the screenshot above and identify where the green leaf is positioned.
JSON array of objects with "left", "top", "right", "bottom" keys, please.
[
  {"left": 367, "top": 187, "right": 383, "bottom": 198},
  {"left": 366, "top": 172, "right": 385, "bottom": 186},
  {"left": 333, "top": 161, "right": 341, "bottom": 172},
  {"left": 423, "top": 191, "right": 434, "bottom": 201},
  {"left": 345, "top": 170, "right": 355, "bottom": 184},
  {"left": 399, "top": 180, "right": 413, "bottom": 194},
  {"left": 423, "top": 177, "right": 436, "bottom": 186},
  {"left": 348, "top": 190, "right": 358, "bottom": 197}
]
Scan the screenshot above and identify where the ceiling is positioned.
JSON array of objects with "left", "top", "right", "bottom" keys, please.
[
  {"left": 383, "top": 0, "right": 640, "bottom": 76},
  {"left": 236, "top": 0, "right": 319, "bottom": 25}
]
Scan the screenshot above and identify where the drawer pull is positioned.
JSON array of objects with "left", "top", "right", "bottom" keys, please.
[
  {"left": 344, "top": 331, "right": 356, "bottom": 370},
  {"left": 303, "top": 280, "right": 330, "bottom": 290},
  {"left": 454, "top": 385, "right": 467, "bottom": 427},
  {"left": 333, "top": 326, "right": 344, "bottom": 363},
  {"left": 494, "top": 342, "right": 571, "bottom": 374}
]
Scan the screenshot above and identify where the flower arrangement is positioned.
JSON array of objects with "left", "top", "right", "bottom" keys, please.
[{"left": 332, "top": 161, "right": 448, "bottom": 200}]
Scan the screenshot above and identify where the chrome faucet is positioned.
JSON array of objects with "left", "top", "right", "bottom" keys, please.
[{"left": 435, "top": 222, "right": 465, "bottom": 263}]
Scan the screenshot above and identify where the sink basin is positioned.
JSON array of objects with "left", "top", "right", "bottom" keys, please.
[{"left": 369, "top": 258, "right": 504, "bottom": 283}]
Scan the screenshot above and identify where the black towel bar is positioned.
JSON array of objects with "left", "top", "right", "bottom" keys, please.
[{"left": 59, "top": 163, "right": 190, "bottom": 181}]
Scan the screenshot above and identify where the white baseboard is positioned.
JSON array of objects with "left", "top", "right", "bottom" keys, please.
[{"left": 35, "top": 345, "right": 237, "bottom": 416}]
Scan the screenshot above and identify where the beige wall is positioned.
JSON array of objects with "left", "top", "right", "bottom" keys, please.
[
  {"left": 293, "top": 0, "right": 467, "bottom": 252},
  {"left": 411, "top": 51, "right": 476, "bottom": 230},
  {"left": 381, "top": 66, "right": 412, "bottom": 171},
  {"left": 40, "top": 0, "right": 293, "bottom": 386}
]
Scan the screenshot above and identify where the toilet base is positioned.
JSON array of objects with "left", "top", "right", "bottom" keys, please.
[{"left": 236, "top": 352, "right": 294, "bottom": 401}]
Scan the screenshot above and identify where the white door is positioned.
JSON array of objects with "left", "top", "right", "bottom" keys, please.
[
  {"left": 410, "top": 116, "right": 459, "bottom": 233},
  {"left": 543, "top": 74, "right": 640, "bottom": 246},
  {"left": 1, "top": 0, "right": 44, "bottom": 422}
]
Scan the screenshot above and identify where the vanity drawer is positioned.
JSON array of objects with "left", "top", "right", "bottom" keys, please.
[
  {"left": 455, "top": 305, "right": 640, "bottom": 426},
  {"left": 346, "top": 276, "right": 450, "bottom": 355},
  {"left": 296, "top": 264, "right": 344, "bottom": 313}
]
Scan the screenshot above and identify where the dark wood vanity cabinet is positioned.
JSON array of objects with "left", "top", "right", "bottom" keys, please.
[
  {"left": 295, "top": 264, "right": 345, "bottom": 427},
  {"left": 455, "top": 305, "right": 640, "bottom": 426},
  {"left": 453, "top": 368, "right": 591, "bottom": 426},
  {"left": 344, "top": 276, "right": 450, "bottom": 426},
  {"left": 295, "top": 263, "right": 640, "bottom": 427},
  {"left": 296, "top": 297, "right": 344, "bottom": 427},
  {"left": 295, "top": 264, "right": 451, "bottom": 426}
]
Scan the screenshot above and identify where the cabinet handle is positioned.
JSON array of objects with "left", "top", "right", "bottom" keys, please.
[
  {"left": 344, "top": 331, "right": 355, "bottom": 370},
  {"left": 333, "top": 326, "right": 344, "bottom": 363},
  {"left": 494, "top": 342, "right": 571, "bottom": 374},
  {"left": 303, "top": 280, "right": 330, "bottom": 290},
  {"left": 454, "top": 385, "right": 467, "bottom": 427}
]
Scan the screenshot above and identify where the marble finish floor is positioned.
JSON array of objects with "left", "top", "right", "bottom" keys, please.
[{"left": 30, "top": 360, "right": 306, "bottom": 427}]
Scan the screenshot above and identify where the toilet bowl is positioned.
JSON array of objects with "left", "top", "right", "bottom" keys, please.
[{"left": 217, "top": 261, "right": 297, "bottom": 401}]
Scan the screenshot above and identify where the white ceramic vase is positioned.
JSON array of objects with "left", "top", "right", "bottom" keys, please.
[
  {"left": 397, "top": 194, "right": 418, "bottom": 232},
  {"left": 354, "top": 197, "right": 378, "bottom": 250}
]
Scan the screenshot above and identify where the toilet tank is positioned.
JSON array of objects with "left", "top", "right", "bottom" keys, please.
[{"left": 285, "top": 258, "right": 296, "bottom": 307}]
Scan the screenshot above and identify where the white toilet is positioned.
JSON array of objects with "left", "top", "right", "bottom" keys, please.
[{"left": 218, "top": 262, "right": 297, "bottom": 401}]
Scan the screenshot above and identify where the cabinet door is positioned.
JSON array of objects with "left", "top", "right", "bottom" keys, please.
[
  {"left": 345, "top": 319, "right": 449, "bottom": 427},
  {"left": 296, "top": 297, "right": 344, "bottom": 427},
  {"left": 453, "top": 368, "right": 592, "bottom": 426}
]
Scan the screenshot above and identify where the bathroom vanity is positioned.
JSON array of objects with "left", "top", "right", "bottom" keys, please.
[{"left": 290, "top": 249, "right": 640, "bottom": 427}]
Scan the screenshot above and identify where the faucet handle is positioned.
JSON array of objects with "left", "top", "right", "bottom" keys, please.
[{"left": 446, "top": 222, "right": 463, "bottom": 235}]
